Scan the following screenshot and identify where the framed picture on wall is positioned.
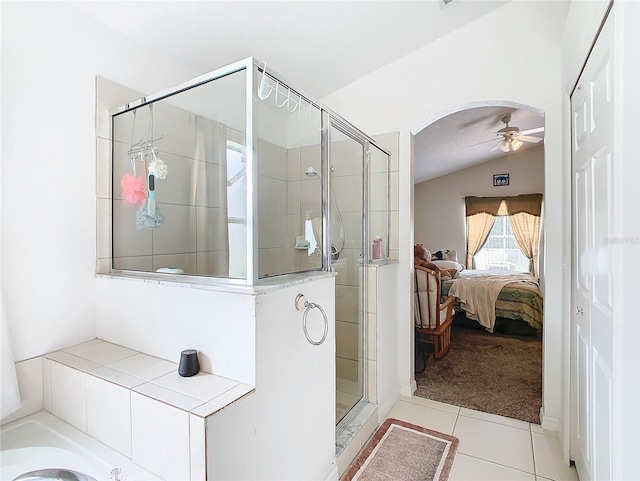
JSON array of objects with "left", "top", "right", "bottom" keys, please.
[{"left": 493, "top": 173, "right": 509, "bottom": 186}]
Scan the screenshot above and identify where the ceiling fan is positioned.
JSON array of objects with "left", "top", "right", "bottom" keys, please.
[{"left": 488, "top": 114, "right": 544, "bottom": 153}]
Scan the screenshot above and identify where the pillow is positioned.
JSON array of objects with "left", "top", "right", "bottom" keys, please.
[
  {"left": 444, "top": 249, "right": 458, "bottom": 262},
  {"left": 431, "top": 260, "right": 464, "bottom": 272},
  {"left": 433, "top": 249, "right": 458, "bottom": 262}
]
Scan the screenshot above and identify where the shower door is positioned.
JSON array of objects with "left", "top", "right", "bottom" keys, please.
[{"left": 329, "top": 121, "right": 367, "bottom": 425}]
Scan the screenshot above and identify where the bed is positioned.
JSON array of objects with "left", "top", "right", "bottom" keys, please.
[{"left": 440, "top": 270, "right": 543, "bottom": 333}]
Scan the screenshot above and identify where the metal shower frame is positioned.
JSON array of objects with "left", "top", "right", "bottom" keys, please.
[{"left": 110, "top": 57, "right": 391, "bottom": 287}]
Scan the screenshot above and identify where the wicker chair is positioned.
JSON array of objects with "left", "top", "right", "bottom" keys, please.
[{"left": 414, "top": 265, "right": 455, "bottom": 359}]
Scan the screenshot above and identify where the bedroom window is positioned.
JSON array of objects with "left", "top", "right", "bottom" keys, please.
[
  {"left": 465, "top": 194, "right": 542, "bottom": 274},
  {"left": 474, "top": 216, "right": 530, "bottom": 272}
]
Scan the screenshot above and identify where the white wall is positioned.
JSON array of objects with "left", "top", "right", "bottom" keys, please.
[
  {"left": 0, "top": 2, "right": 200, "bottom": 361},
  {"left": 206, "top": 277, "right": 336, "bottom": 480},
  {"left": 323, "top": 0, "right": 568, "bottom": 427},
  {"left": 95, "top": 278, "right": 256, "bottom": 384},
  {"left": 415, "top": 145, "right": 545, "bottom": 261},
  {"left": 612, "top": 4, "right": 640, "bottom": 477}
]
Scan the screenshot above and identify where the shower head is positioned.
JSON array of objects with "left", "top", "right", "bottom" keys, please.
[{"left": 305, "top": 165, "right": 335, "bottom": 177}]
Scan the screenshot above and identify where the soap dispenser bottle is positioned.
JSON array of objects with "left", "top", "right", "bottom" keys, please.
[{"left": 372, "top": 236, "right": 382, "bottom": 260}]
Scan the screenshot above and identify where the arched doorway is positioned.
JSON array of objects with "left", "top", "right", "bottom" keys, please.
[{"left": 411, "top": 101, "right": 546, "bottom": 423}]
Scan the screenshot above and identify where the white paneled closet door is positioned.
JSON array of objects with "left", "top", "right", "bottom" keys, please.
[{"left": 571, "top": 7, "right": 614, "bottom": 481}]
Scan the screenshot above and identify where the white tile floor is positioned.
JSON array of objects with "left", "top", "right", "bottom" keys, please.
[{"left": 386, "top": 396, "right": 579, "bottom": 481}]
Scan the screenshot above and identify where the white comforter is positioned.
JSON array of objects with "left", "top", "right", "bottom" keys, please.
[{"left": 448, "top": 270, "right": 539, "bottom": 332}]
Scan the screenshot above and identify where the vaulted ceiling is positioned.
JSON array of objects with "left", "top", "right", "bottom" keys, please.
[
  {"left": 68, "top": 0, "right": 510, "bottom": 99},
  {"left": 69, "top": 0, "right": 553, "bottom": 181},
  {"left": 413, "top": 106, "right": 545, "bottom": 184}
]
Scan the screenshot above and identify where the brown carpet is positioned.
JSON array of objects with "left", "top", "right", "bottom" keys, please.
[
  {"left": 342, "top": 418, "right": 459, "bottom": 481},
  {"left": 415, "top": 326, "right": 542, "bottom": 424}
]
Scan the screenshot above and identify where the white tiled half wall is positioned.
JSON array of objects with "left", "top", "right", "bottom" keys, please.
[{"left": 44, "top": 339, "right": 254, "bottom": 481}]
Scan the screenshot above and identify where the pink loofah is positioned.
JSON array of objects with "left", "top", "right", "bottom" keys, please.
[{"left": 121, "top": 174, "right": 146, "bottom": 205}]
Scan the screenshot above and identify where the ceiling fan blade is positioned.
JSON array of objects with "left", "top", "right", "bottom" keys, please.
[
  {"left": 520, "top": 126, "right": 544, "bottom": 135},
  {"left": 466, "top": 137, "right": 500, "bottom": 148},
  {"left": 518, "top": 135, "right": 543, "bottom": 143},
  {"left": 489, "top": 141, "right": 503, "bottom": 152}
]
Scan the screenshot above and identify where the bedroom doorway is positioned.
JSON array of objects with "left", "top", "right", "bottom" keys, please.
[{"left": 410, "top": 101, "right": 546, "bottom": 424}]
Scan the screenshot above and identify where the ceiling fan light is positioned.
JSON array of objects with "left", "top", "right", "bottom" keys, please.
[
  {"left": 499, "top": 140, "right": 510, "bottom": 152},
  {"left": 511, "top": 139, "right": 523, "bottom": 151}
]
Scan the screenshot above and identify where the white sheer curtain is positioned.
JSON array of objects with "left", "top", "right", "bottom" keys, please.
[
  {"left": 509, "top": 213, "right": 540, "bottom": 274},
  {"left": 508, "top": 195, "right": 543, "bottom": 275},
  {"left": 466, "top": 213, "right": 497, "bottom": 268}
]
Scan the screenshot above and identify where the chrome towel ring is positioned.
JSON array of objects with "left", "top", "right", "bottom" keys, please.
[{"left": 295, "top": 294, "right": 328, "bottom": 346}]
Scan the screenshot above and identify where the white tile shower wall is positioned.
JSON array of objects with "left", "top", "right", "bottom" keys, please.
[
  {"left": 153, "top": 101, "right": 197, "bottom": 159},
  {"left": 331, "top": 139, "right": 366, "bottom": 386},
  {"left": 336, "top": 357, "right": 359, "bottom": 385},
  {"left": 371, "top": 132, "right": 399, "bottom": 261},
  {"left": 258, "top": 139, "right": 314, "bottom": 277},
  {"left": 331, "top": 176, "right": 363, "bottom": 213},
  {"left": 286, "top": 146, "right": 304, "bottom": 270},
  {"left": 336, "top": 321, "right": 359, "bottom": 360},
  {"left": 96, "top": 78, "right": 142, "bottom": 274},
  {"left": 299, "top": 144, "right": 322, "bottom": 212},
  {"left": 153, "top": 152, "right": 195, "bottom": 206},
  {"left": 111, "top": 202, "right": 153, "bottom": 257},
  {"left": 287, "top": 146, "right": 301, "bottom": 181},
  {"left": 335, "top": 285, "right": 359, "bottom": 323},
  {"left": 151, "top": 204, "right": 197, "bottom": 255},
  {"left": 98, "top": 77, "right": 234, "bottom": 277}
]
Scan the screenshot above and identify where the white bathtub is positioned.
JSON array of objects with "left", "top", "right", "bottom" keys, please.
[{"left": 0, "top": 412, "right": 157, "bottom": 481}]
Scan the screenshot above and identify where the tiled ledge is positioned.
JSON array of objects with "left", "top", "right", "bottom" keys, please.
[
  {"left": 43, "top": 338, "right": 255, "bottom": 480},
  {"left": 45, "top": 338, "right": 254, "bottom": 417}
]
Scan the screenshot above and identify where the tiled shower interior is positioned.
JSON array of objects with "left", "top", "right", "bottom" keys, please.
[{"left": 109, "top": 106, "right": 396, "bottom": 279}]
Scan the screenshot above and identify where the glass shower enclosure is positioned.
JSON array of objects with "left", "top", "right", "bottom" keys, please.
[{"left": 109, "top": 58, "right": 390, "bottom": 427}]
